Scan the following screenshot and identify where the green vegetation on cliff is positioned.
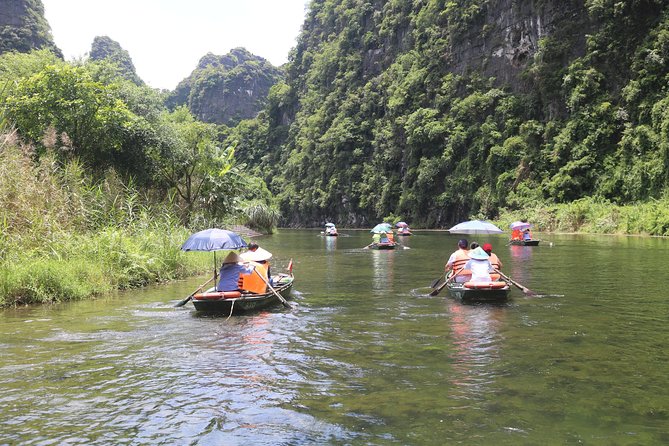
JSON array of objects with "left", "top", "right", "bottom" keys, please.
[
  {"left": 0, "top": 0, "right": 62, "bottom": 57},
  {"left": 226, "top": 0, "right": 669, "bottom": 230}
]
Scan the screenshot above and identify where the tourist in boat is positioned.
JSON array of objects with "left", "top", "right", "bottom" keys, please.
[
  {"left": 217, "top": 252, "right": 253, "bottom": 292},
  {"left": 379, "top": 232, "right": 390, "bottom": 243},
  {"left": 325, "top": 223, "right": 337, "bottom": 235},
  {"left": 463, "top": 247, "right": 494, "bottom": 283},
  {"left": 469, "top": 241, "right": 480, "bottom": 250},
  {"left": 482, "top": 243, "right": 502, "bottom": 280},
  {"left": 511, "top": 228, "right": 522, "bottom": 240},
  {"left": 445, "top": 239, "right": 472, "bottom": 283},
  {"left": 241, "top": 244, "right": 273, "bottom": 285},
  {"left": 386, "top": 230, "right": 395, "bottom": 244},
  {"left": 482, "top": 243, "right": 502, "bottom": 270},
  {"left": 523, "top": 228, "right": 532, "bottom": 240},
  {"left": 371, "top": 232, "right": 381, "bottom": 245}
]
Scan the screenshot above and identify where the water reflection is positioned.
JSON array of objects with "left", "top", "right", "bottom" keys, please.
[
  {"left": 447, "top": 301, "right": 506, "bottom": 392},
  {"left": 370, "top": 249, "right": 395, "bottom": 294},
  {"left": 324, "top": 235, "right": 337, "bottom": 251}
]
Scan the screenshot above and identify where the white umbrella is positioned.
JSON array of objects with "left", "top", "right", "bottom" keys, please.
[{"left": 448, "top": 220, "right": 503, "bottom": 234}]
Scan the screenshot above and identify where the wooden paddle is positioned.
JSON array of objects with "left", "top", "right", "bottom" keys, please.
[
  {"left": 253, "top": 268, "right": 292, "bottom": 308},
  {"left": 430, "top": 276, "right": 444, "bottom": 288},
  {"left": 494, "top": 269, "right": 536, "bottom": 296},
  {"left": 430, "top": 267, "right": 464, "bottom": 296},
  {"left": 174, "top": 275, "right": 215, "bottom": 307}
]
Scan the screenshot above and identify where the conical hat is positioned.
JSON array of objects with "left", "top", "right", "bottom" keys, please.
[
  {"left": 240, "top": 247, "right": 272, "bottom": 262},
  {"left": 222, "top": 252, "right": 240, "bottom": 263},
  {"left": 468, "top": 246, "right": 490, "bottom": 260}
]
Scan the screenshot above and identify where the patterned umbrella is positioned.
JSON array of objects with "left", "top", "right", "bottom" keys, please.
[
  {"left": 509, "top": 221, "right": 532, "bottom": 230},
  {"left": 370, "top": 223, "right": 393, "bottom": 233}
]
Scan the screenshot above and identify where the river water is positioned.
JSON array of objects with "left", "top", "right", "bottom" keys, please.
[{"left": 2, "top": 230, "right": 668, "bottom": 445}]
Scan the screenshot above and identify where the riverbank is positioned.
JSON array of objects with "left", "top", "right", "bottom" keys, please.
[
  {"left": 0, "top": 226, "right": 211, "bottom": 307},
  {"left": 496, "top": 197, "right": 669, "bottom": 236}
]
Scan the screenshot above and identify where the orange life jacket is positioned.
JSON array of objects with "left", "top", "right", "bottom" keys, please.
[
  {"left": 511, "top": 229, "right": 522, "bottom": 240},
  {"left": 450, "top": 249, "right": 472, "bottom": 278},
  {"left": 238, "top": 262, "right": 268, "bottom": 294}
]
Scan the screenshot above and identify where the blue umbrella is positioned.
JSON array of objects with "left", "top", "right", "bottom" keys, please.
[
  {"left": 370, "top": 223, "right": 393, "bottom": 233},
  {"left": 175, "top": 228, "right": 248, "bottom": 308},
  {"left": 181, "top": 228, "right": 247, "bottom": 252},
  {"left": 448, "top": 220, "right": 503, "bottom": 234}
]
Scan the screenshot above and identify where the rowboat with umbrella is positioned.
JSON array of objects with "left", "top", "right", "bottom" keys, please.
[
  {"left": 366, "top": 222, "right": 398, "bottom": 249},
  {"left": 434, "top": 220, "right": 510, "bottom": 302},
  {"left": 395, "top": 221, "right": 412, "bottom": 236},
  {"left": 323, "top": 222, "right": 338, "bottom": 236},
  {"left": 174, "top": 228, "right": 294, "bottom": 314},
  {"left": 509, "top": 221, "right": 540, "bottom": 246}
]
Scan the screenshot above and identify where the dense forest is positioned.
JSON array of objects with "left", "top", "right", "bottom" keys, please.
[{"left": 224, "top": 0, "right": 669, "bottom": 228}]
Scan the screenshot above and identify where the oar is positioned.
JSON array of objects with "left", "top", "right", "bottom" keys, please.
[
  {"left": 430, "top": 276, "right": 443, "bottom": 288},
  {"left": 253, "top": 268, "right": 292, "bottom": 309},
  {"left": 174, "top": 275, "right": 215, "bottom": 307},
  {"left": 494, "top": 269, "right": 536, "bottom": 296},
  {"left": 430, "top": 267, "right": 464, "bottom": 296}
]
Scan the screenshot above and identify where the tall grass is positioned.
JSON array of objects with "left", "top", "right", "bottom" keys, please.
[
  {"left": 0, "top": 142, "right": 210, "bottom": 307},
  {"left": 498, "top": 196, "right": 669, "bottom": 236}
]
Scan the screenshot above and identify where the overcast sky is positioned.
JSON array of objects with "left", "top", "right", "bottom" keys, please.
[{"left": 42, "top": 0, "right": 309, "bottom": 90}]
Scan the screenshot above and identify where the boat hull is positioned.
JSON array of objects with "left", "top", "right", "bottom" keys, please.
[
  {"left": 446, "top": 283, "right": 510, "bottom": 302},
  {"left": 192, "top": 276, "right": 293, "bottom": 314},
  {"left": 370, "top": 242, "right": 398, "bottom": 250},
  {"left": 396, "top": 232, "right": 412, "bottom": 236},
  {"left": 509, "top": 239, "right": 540, "bottom": 246},
  {"left": 324, "top": 233, "right": 338, "bottom": 237}
]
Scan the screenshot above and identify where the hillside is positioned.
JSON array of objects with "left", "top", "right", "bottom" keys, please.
[
  {"left": 229, "top": 0, "right": 669, "bottom": 227},
  {"left": 89, "top": 36, "right": 143, "bottom": 85},
  {"left": 166, "top": 47, "right": 283, "bottom": 126},
  {"left": 0, "top": 0, "right": 61, "bottom": 56}
]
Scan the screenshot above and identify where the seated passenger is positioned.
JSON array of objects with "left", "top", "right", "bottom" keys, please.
[
  {"left": 240, "top": 246, "right": 274, "bottom": 286},
  {"left": 482, "top": 243, "right": 502, "bottom": 280},
  {"left": 445, "top": 239, "right": 472, "bottom": 283},
  {"left": 463, "top": 247, "right": 494, "bottom": 283},
  {"left": 523, "top": 229, "right": 532, "bottom": 240},
  {"left": 217, "top": 252, "right": 253, "bottom": 292},
  {"left": 511, "top": 229, "right": 522, "bottom": 240}
]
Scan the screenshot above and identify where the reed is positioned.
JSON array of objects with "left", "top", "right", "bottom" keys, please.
[{"left": 0, "top": 140, "right": 210, "bottom": 307}]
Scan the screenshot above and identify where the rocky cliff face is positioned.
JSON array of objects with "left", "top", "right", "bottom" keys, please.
[
  {"left": 450, "top": 0, "right": 589, "bottom": 93},
  {"left": 89, "top": 36, "right": 143, "bottom": 85},
  {"left": 0, "top": 0, "right": 61, "bottom": 56},
  {"left": 167, "top": 48, "right": 283, "bottom": 126}
]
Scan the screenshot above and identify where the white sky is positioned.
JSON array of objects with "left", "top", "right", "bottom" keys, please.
[{"left": 42, "top": 0, "right": 310, "bottom": 90}]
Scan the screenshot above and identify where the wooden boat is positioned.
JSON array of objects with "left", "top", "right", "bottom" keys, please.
[
  {"left": 370, "top": 242, "right": 398, "bottom": 250},
  {"left": 192, "top": 273, "right": 294, "bottom": 314},
  {"left": 509, "top": 239, "right": 540, "bottom": 246},
  {"left": 396, "top": 231, "right": 412, "bottom": 236},
  {"left": 324, "top": 231, "right": 338, "bottom": 237},
  {"left": 446, "top": 281, "right": 510, "bottom": 302}
]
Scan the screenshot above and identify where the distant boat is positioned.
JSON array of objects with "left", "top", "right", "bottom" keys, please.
[
  {"left": 324, "top": 223, "right": 338, "bottom": 236},
  {"left": 509, "top": 239, "right": 540, "bottom": 246}
]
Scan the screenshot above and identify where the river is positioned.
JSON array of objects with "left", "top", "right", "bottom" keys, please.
[{"left": 1, "top": 230, "right": 668, "bottom": 445}]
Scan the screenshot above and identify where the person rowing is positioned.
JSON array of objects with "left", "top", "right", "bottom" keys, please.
[{"left": 444, "top": 239, "right": 471, "bottom": 283}]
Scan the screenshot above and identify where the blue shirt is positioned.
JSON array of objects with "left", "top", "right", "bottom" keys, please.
[{"left": 217, "top": 263, "right": 253, "bottom": 291}]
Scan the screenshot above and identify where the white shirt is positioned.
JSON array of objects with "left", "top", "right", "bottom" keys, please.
[{"left": 464, "top": 259, "right": 493, "bottom": 282}]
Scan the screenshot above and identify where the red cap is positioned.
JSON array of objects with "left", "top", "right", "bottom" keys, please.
[{"left": 482, "top": 243, "right": 493, "bottom": 251}]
